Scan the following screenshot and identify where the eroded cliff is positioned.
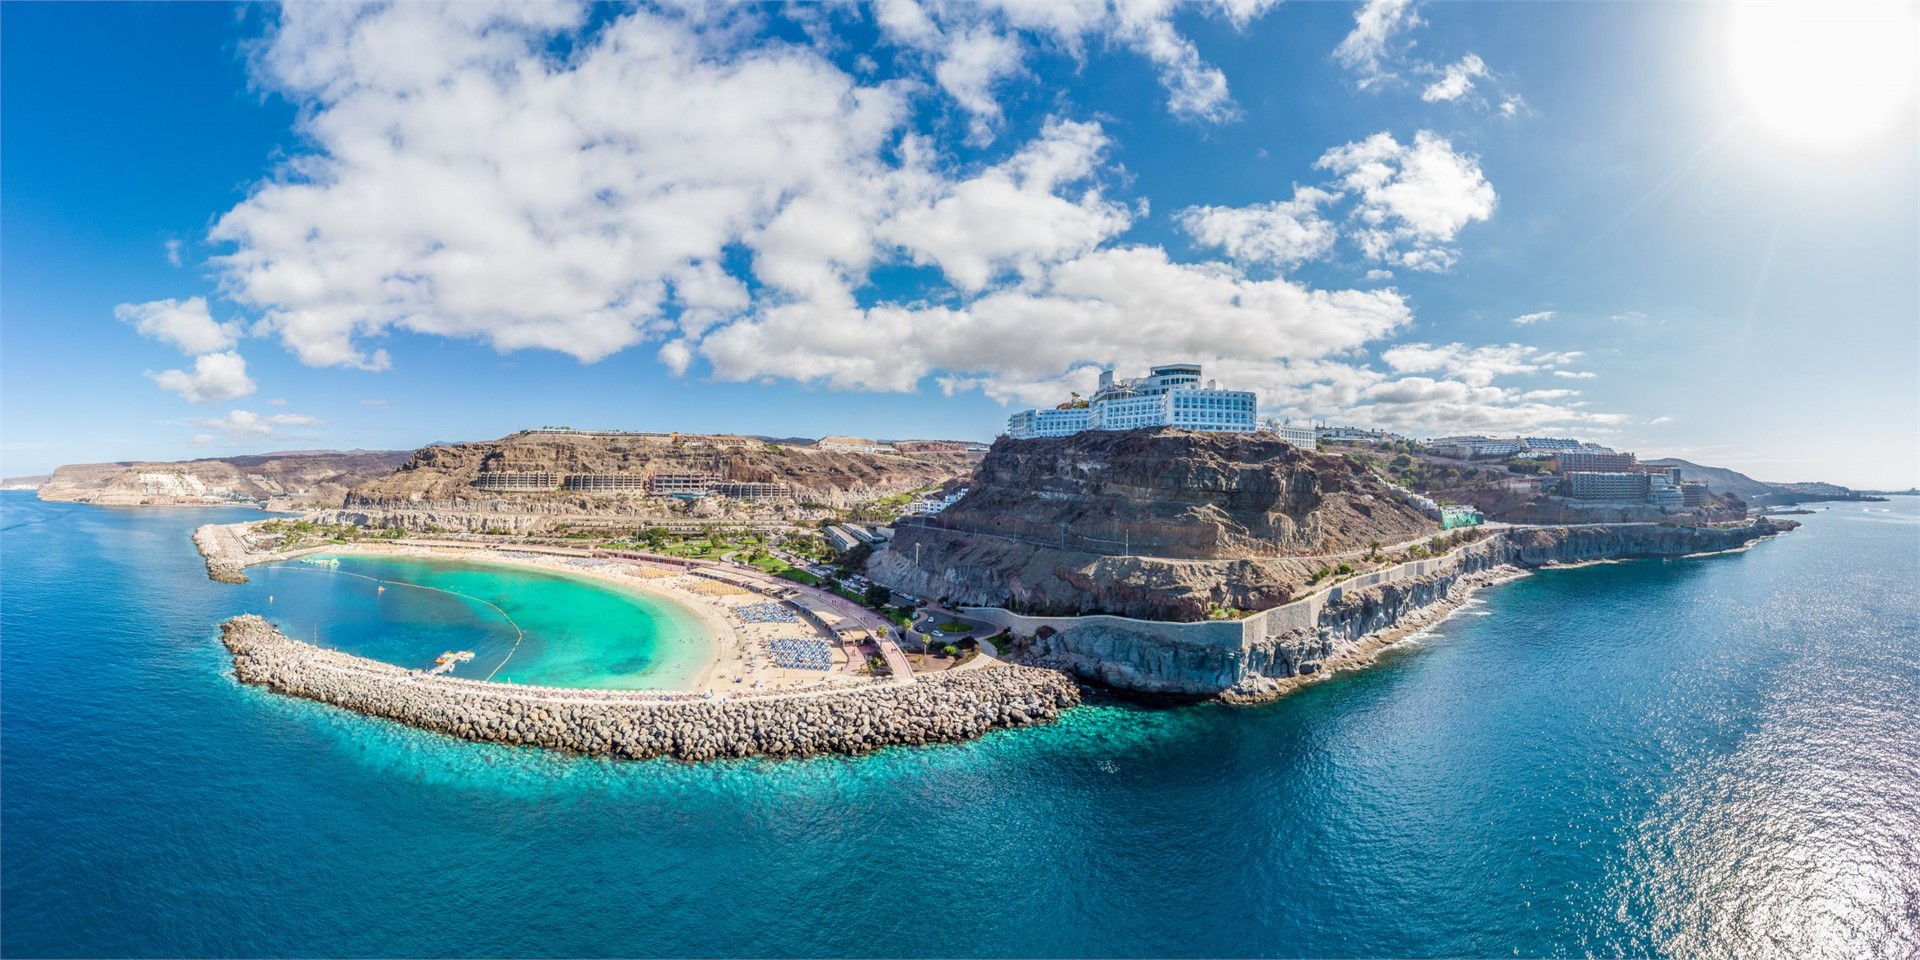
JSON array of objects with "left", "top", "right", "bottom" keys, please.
[
  {"left": 344, "top": 432, "right": 975, "bottom": 515},
  {"left": 38, "top": 450, "right": 412, "bottom": 508},
  {"left": 871, "top": 430, "right": 1439, "bottom": 619}
]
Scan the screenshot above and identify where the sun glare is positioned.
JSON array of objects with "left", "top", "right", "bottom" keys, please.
[{"left": 1723, "top": 1, "right": 1919, "bottom": 150}]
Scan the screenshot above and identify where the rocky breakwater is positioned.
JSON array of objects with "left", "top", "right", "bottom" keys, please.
[
  {"left": 194, "top": 523, "right": 249, "bottom": 584},
  {"left": 220, "top": 615, "right": 1081, "bottom": 760}
]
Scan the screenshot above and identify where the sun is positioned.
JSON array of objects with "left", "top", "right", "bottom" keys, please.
[{"left": 1722, "top": 1, "right": 1919, "bottom": 150}]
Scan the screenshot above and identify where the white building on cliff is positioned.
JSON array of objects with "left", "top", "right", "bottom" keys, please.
[{"left": 1008, "top": 363, "right": 1277, "bottom": 442}]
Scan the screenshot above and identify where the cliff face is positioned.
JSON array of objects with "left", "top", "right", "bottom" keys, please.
[
  {"left": 997, "top": 518, "right": 1798, "bottom": 702},
  {"left": 1025, "top": 545, "right": 1511, "bottom": 699},
  {"left": 343, "top": 433, "right": 975, "bottom": 513},
  {"left": 870, "top": 430, "right": 1438, "bottom": 619},
  {"left": 37, "top": 450, "right": 412, "bottom": 508},
  {"left": 1501, "top": 520, "right": 1795, "bottom": 564}
]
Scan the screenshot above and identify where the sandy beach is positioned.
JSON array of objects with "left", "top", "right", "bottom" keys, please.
[{"left": 289, "top": 540, "right": 886, "bottom": 697}]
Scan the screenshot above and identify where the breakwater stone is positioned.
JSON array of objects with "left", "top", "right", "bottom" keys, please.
[{"left": 221, "top": 615, "right": 1081, "bottom": 760}]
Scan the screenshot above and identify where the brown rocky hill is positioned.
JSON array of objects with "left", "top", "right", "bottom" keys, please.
[
  {"left": 38, "top": 450, "right": 413, "bottom": 509},
  {"left": 344, "top": 431, "right": 977, "bottom": 512},
  {"left": 870, "top": 429, "right": 1440, "bottom": 620}
]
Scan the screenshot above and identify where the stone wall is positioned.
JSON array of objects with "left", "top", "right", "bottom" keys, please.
[{"left": 221, "top": 616, "right": 1081, "bottom": 761}]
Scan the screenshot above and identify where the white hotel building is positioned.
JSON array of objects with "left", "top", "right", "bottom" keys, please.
[{"left": 1008, "top": 363, "right": 1311, "bottom": 447}]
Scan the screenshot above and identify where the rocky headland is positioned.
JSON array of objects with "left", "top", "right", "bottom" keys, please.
[
  {"left": 335, "top": 430, "right": 978, "bottom": 534},
  {"left": 221, "top": 615, "right": 1080, "bottom": 760},
  {"left": 871, "top": 430, "right": 1439, "bottom": 619},
  {"left": 38, "top": 449, "right": 411, "bottom": 509},
  {"left": 988, "top": 517, "right": 1799, "bottom": 703}
]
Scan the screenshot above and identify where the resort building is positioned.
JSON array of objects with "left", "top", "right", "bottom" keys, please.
[
  {"left": 1648, "top": 473, "right": 1686, "bottom": 509},
  {"left": 471, "top": 471, "right": 562, "bottom": 491},
  {"left": 1426, "top": 436, "right": 1524, "bottom": 459},
  {"left": 647, "top": 473, "right": 721, "bottom": 497},
  {"left": 816, "top": 436, "right": 895, "bottom": 454},
  {"left": 902, "top": 487, "right": 969, "bottom": 516},
  {"left": 1317, "top": 425, "right": 1409, "bottom": 446},
  {"left": 1681, "top": 481, "right": 1713, "bottom": 507},
  {"left": 1553, "top": 451, "right": 1638, "bottom": 474},
  {"left": 1006, "top": 363, "right": 1259, "bottom": 439},
  {"left": 1440, "top": 504, "right": 1484, "bottom": 529},
  {"left": 560, "top": 474, "right": 648, "bottom": 493},
  {"left": 1265, "top": 419, "right": 1317, "bottom": 450},
  {"left": 1518, "top": 437, "right": 1584, "bottom": 455},
  {"left": 1564, "top": 471, "right": 1652, "bottom": 502},
  {"left": 712, "top": 481, "right": 789, "bottom": 502}
]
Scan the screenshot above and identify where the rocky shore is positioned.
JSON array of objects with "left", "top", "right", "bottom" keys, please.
[
  {"left": 193, "top": 521, "right": 332, "bottom": 585},
  {"left": 221, "top": 616, "right": 1081, "bottom": 760},
  {"left": 193, "top": 524, "right": 251, "bottom": 584},
  {"left": 1217, "top": 565, "right": 1525, "bottom": 703}
]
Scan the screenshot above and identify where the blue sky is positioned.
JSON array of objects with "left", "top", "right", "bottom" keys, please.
[{"left": 3, "top": 1, "right": 1915, "bottom": 487}]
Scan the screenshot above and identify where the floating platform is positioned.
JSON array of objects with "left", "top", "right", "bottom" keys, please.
[{"left": 426, "top": 650, "right": 475, "bottom": 676}]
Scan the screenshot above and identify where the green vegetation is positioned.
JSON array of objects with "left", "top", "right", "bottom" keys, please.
[
  {"left": 776, "top": 568, "right": 822, "bottom": 586},
  {"left": 257, "top": 519, "right": 403, "bottom": 549},
  {"left": 863, "top": 583, "right": 892, "bottom": 608},
  {"left": 933, "top": 620, "right": 971, "bottom": 633}
]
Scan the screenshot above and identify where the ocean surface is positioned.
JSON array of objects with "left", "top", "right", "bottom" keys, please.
[
  {"left": 239, "top": 552, "right": 715, "bottom": 690},
  {"left": 3, "top": 491, "right": 1916, "bottom": 958}
]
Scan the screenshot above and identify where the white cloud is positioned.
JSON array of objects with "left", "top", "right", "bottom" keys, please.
[
  {"left": 1499, "top": 94, "right": 1528, "bottom": 118},
  {"left": 212, "top": 2, "right": 910, "bottom": 370},
  {"left": 187, "top": 410, "right": 322, "bottom": 444},
  {"left": 164, "top": 239, "right": 184, "bottom": 267},
  {"left": 1510, "top": 310, "right": 1554, "bottom": 325},
  {"left": 882, "top": 119, "right": 1132, "bottom": 290},
  {"left": 931, "top": 27, "right": 1025, "bottom": 142},
  {"left": 149, "top": 351, "right": 257, "bottom": 404},
  {"left": 1352, "top": 375, "right": 1624, "bottom": 437},
  {"left": 137, "top": 2, "right": 1609, "bottom": 442},
  {"left": 1380, "top": 342, "right": 1582, "bottom": 386},
  {"left": 876, "top": 0, "right": 1262, "bottom": 131},
  {"left": 116, "top": 297, "right": 240, "bottom": 355},
  {"left": 1316, "top": 131, "right": 1495, "bottom": 270},
  {"left": 1177, "top": 186, "right": 1340, "bottom": 268},
  {"left": 1334, "top": 0, "right": 1423, "bottom": 90},
  {"left": 1421, "top": 53, "right": 1486, "bottom": 102},
  {"left": 698, "top": 245, "right": 1414, "bottom": 402},
  {"left": 1553, "top": 369, "right": 1598, "bottom": 379}
]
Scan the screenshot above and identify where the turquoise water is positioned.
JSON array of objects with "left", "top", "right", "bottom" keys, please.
[
  {"left": 242, "top": 552, "right": 714, "bottom": 689},
  {"left": 3, "top": 490, "right": 1916, "bottom": 957}
]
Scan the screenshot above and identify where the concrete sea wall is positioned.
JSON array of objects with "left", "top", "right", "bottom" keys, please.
[{"left": 221, "top": 616, "right": 1081, "bottom": 760}]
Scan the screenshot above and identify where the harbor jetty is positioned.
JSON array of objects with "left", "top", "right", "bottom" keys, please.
[{"left": 221, "top": 615, "right": 1080, "bottom": 760}]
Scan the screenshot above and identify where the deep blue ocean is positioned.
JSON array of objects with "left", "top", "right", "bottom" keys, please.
[{"left": 3, "top": 490, "right": 1916, "bottom": 958}]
